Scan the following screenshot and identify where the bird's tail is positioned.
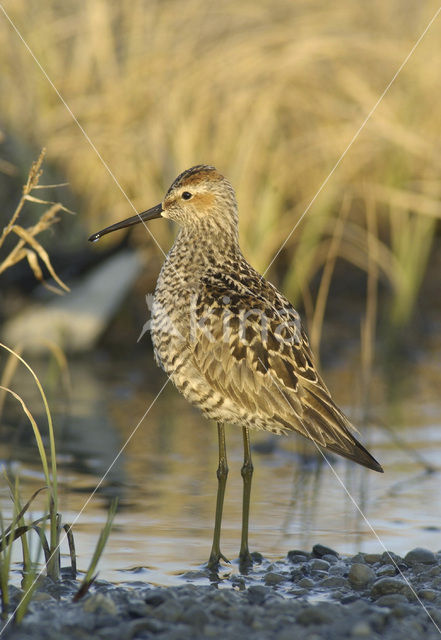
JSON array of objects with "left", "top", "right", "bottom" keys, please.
[{"left": 301, "top": 386, "right": 383, "bottom": 473}]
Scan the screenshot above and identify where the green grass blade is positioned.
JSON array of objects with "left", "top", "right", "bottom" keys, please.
[{"left": 73, "top": 499, "right": 118, "bottom": 601}]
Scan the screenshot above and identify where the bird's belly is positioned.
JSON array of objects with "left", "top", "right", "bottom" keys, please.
[
  {"left": 150, "top": 294, "right": 287, "bottom": 432},
  {"left": 152, "top": 330, "right": 281, "bottom": 431}
]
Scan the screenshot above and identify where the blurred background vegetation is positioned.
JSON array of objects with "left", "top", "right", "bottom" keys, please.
[{"left": 0, "top": 0, "right": 439, "bottom": 360}]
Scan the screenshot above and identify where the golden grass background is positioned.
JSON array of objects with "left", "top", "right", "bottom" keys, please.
[{"left": 1, "top": 0, "right": 440, "bottom": 345}]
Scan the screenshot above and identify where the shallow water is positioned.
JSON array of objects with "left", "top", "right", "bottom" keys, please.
[{"left": 1, "top": 337, "right": 441, "bottom": 586}]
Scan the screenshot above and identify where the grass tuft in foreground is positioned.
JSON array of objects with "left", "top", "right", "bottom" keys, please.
[{"left": 0, "top": 345, "right": 118, "bottom": 624}]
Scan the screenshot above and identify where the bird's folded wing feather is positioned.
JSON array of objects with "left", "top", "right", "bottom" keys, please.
[{"left": 189, "top": 277, "right": 358, "bottom": 451}]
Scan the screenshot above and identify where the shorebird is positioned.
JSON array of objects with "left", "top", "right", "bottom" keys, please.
[{"left": 89, "top": 165, "right": 383, "bottom": 569}]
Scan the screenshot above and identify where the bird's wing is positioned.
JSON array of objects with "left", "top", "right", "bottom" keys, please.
[{"left": 189, "top": 276, "right": 382, "bottom": 471}]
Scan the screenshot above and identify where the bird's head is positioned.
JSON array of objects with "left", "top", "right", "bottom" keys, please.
[{"left": 88, "top": 165, "right": 238, "bottom": 243}]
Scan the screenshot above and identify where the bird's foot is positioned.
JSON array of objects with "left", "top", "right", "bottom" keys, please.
[
  {"left": 207, "top": 549, "right": 230, "bottom": 571},
  {"left": 238, "top": 548, "right": 253, "bottom": 572}
]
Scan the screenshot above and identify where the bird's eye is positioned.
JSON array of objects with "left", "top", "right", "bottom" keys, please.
[{"left": 181, "top": 191, "right": 193, "bottom": 200}]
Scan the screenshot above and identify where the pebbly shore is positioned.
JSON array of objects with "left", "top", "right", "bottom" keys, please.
[{"left": 3, "top": 545, "right": 441, "bottom": 639}]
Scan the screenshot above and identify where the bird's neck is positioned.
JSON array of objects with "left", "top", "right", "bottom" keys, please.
[{"left": 170, "top": 223, "right": 241, "bottom": 270}]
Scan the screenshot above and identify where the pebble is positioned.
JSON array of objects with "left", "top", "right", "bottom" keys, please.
[
  {"left": 418, "top": 588, "right": 437, "bottom": 601},
  {"left": 313, "top": 544, "right": 339, "bottom": 559},
  {"left": 319, "top": 576, "right": 347, "bottom": 588},
  {"left": 144, "top": 591, "right": 167, "bottom": 607},
  {"left": 288, "top": 550, "right": 309, "bottom": 563},
  {"left": 380, "top": 551, "right": 404, "bottom": 567},
  {"left": 311, "top": 570, "right": 328, "bottom": 581},
  {"left": 328, "top": 564, "right": 346, "bottom": 576},
  {"left": 376, "top": 564, "right": 397, "bottom": 577},
  {"left": 310, "top": 559, "right": 330, "bottom": 572},
  {"left": 351, "top": 620, "right": 372, "bottom": 637},
  {"left": 31, "top": 592, "right": 54, "bottom": 603},
  {"left": 264, "top": 572, "right": 287, "bottom": 586},
  {"left": 154, "top": 599, "right": 184, "bottom": 622},
  {"left": 404, "top": 547, "right": 437, "bottom": 565},
  {"left": 364, "top": 553, "right": 381, "bottom": 564},
  {"left": 297, "top": 577, "right": 315, "bottom": 588},
  {"left": 179, "top": 604, "right": 209, "bottom": 628},
  {"left": 129, "top": 617, "right": 165, "bottom": 634},
  {"left": 370, "top": 577, "right": 413, "bottom": 600},
  {"left": 375, "top": 593, "right": 408, "bottom": 607},
  {"left": 82, "top": 593, "right": 118, "bottom": 615},
  {"left": 348, "top": 563, "right": 375, "bottom": 587},
  {"left": 247, "top": 585, "right": 269, "bottom": 604},
  {"left": 127, "top": 598, "right": 149, "bottom": 617},
  {"left": 297, "top": 605, "right": 334, "bottom": 626},
  {"left": 4, "top": 546, "right": 441, "bottom": 640}
]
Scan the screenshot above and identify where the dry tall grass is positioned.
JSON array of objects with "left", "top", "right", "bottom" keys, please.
[
  {"left": 1, "top": 1, "right": 440, "bottom": 348},
  {"left": 0, "top": 150, "right": 70, "bottom": 294}
]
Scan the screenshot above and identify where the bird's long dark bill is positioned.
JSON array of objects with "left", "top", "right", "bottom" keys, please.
[{"left": 88, "top": 203, "right": 163, "bottom": 242}]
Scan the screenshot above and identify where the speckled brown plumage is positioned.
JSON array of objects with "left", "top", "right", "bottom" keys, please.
[
  {"left": 90, "top": 164, "right": 383, "bottom": 567},
  {"left": 149, "top": 165, "right": 382, "bottom": 472}
]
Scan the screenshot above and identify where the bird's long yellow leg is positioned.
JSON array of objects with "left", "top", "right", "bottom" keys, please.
[
  {"left": 239, "top": 426, "right": 253, "bottom": 567},
  {"left": 208, "top": 422, "right": 229, "bottom": 568}
]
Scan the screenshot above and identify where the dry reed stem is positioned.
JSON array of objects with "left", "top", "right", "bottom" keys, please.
[
  {"left": 0, "top": 149, "right": 71, "bottom": 294},
  {"left": 310, "top": 194, "right": 351, "bottom": 359},
  {"left": 360, "top": 194, "right": 379, "bottom": 405}
]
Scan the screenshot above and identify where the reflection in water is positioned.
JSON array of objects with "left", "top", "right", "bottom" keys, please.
[{"left": 0, "top": 343, "right": 440, "bottom": 585}]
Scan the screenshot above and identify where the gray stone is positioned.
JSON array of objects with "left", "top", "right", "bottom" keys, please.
[
  {"left": 405, "top": 547, "right": 437, "bottom": 565},
  {"left": 264, "top": 572, "right": 287, "bottom": 586},
  {"left": 127, "top": 598, "right": 149, "bottom": 617},
  {"left": 380, "top": 551, "right": 403, "bottom": 565},
  {"left": 179, "top": 604, "right": 209, "bottom": 629},
  {"left": 204, "top": 624, "right": 221, "bottom": 637},
  {"left": 348, "top": 563, "right": 375, "bottom": 587},
  {"left": 312, "top": 544, "right": 339, "bottom": 558},
  {"left": 291, "top": 567, "right": 305, "bottom": 581},
  {"left": 319, "top": 576, "right": 347, "bottom": 588},
  {"left": 144, "top": 591, "right": 167, "bottom": 607},
  {"left": 389, "top": 603, "right": 416, "bottom": 619},
  {"left": 297, "top": 577, "right": 314, "bottom": 588},
  {"left": 364, "top": 553, "right": 381, "bottom": 564},
  {"left": 311, "top": 570, "right": 328, "bottom": 580},
  {"left": 247, "top": 585, "right": 269, "bottom": 604},
  {"left": 427, "top": 608, "right": 441, "bottom": 627},
  {"left": 128, "top": 617, "right": 165, "bottom": 635},
  {"left": 368, "top": 609, "right": 390, "bottom": 632},
  {"left": 231, "top": 576, "right": 246, "bottom": 590},
  {"left": 288, "top": 550, "right": 309, "bottom": 563},
  {"left": 251, "top": 551, "right": 264, "bottom": 563},
  {"left": 82, "top": 593, "right": 117, "bottom": 616},
  {"left": 30, "top": 592, "right": 54, "bottom": 602},
  {"left": 322, "top": 554, "right": 338, "bottom": 564},
  {"left": 297, "top": 605, "right": 334, "bottom": 625},
  {"left": 329, "top": 563, "right": 346, "bottom": 576},
  {"left": 418, "top": 588, "right": 438, "bottom": 601},
  {"left": 371, "top": 577, "right": 413, "bottom": 600},
  {"left": 375, "top": 593, "right": 408, "bottom": 607},
  {"left": 351, "top": 620, "right": 372, "bottom": 637},
  {"left": 351, "top": 553, "right": 366, "bottom": 564},
  {"left": 310, "top": 559, "right": 330, "bottom": 572},
  {"left": 288, "top": 588, "right": 308, "bottom": 597},
  {"left": 341, "top": 594, "right": 359, "bottom": 604},
  {"left": 376, "top": 563, "right": 397, "bottom": 577},
  {"left": 153, "top": 600, "right": 184, "bottom": 622}
]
